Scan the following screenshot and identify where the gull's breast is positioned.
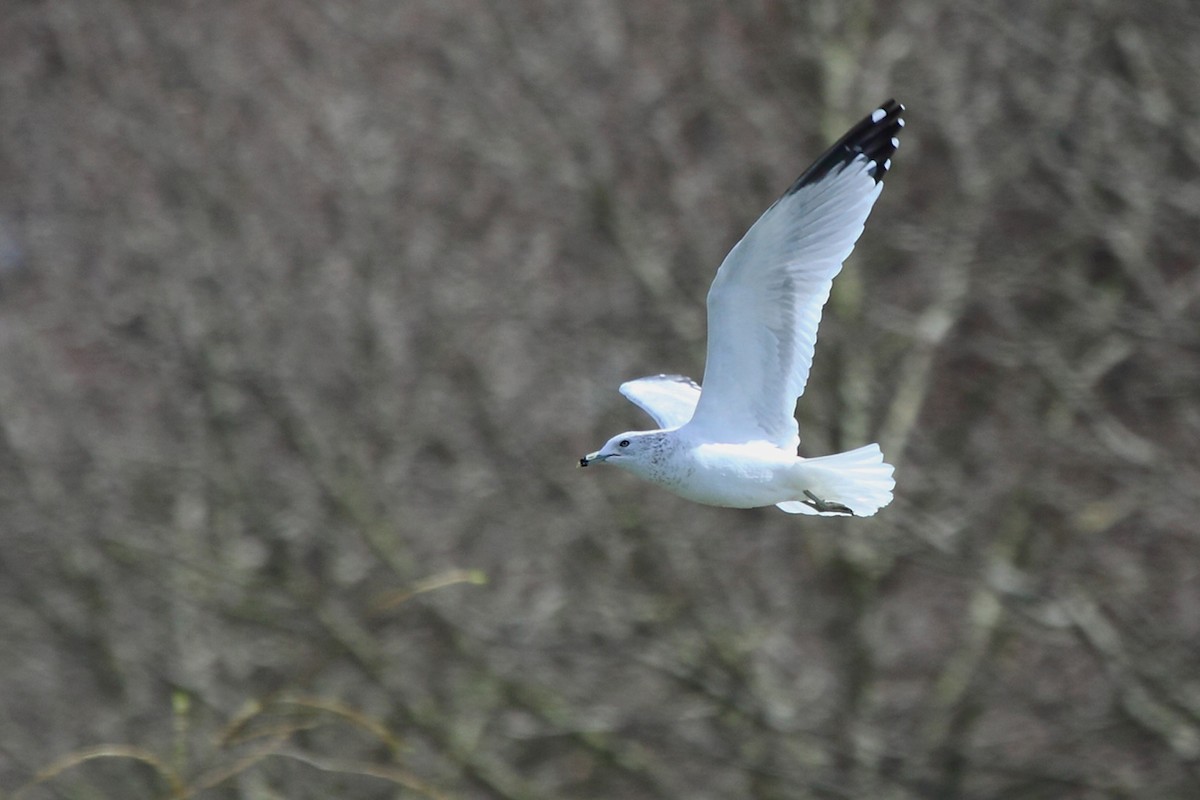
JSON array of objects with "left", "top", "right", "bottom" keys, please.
[{"left": 656, "top": 440, "right": 797, "bottom": 509}]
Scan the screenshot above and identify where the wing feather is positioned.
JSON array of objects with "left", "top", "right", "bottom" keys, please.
[
  {"left": 685, "top": 101, "right": 904, "bottom": 449},
  {"left": 619, "top": 374, "right": 701, "bottom": 429}
]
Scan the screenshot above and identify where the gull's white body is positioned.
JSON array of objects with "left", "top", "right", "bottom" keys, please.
[
  {"left": 622, "top": 434, "right": 890, "bottom": 513},
  {"left": 582, "top": 101, "right": 903, "bottom": 517}
]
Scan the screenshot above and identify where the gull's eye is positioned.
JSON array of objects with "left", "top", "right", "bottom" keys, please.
[{"left": 619, "top": 439, "right": 630, "bottom": 448}]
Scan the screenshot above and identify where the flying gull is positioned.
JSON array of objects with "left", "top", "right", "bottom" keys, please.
[{"left": 580, "top": 100, "right": 903, "bottom": 516}]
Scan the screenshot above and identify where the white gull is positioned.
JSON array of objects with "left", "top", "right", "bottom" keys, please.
[{"left": 581, "top": 101, "right": 903, "bottom": 516}]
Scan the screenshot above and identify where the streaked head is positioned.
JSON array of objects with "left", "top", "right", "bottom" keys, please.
[{"left": 579, "top": 431, "right": 662, "bottom": 471}]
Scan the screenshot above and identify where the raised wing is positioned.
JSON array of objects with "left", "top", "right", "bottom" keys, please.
[
  {"left": 686, "top": 100, "right": 903, "bottom": 450},
  {"left": 619, "top": 374, "right": 701, "bottom": 429}
]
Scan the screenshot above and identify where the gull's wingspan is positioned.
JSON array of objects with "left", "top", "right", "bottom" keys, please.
[
  {"left": 619, "top": 374, "right": 701, "bottom": 429},
  {"left": 685, "top": 100, "right": 904, "bottom": 450}
]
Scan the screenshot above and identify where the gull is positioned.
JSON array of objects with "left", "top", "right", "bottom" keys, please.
[{"left": 580, "top": 100, "right": 903, "bottom": 516}]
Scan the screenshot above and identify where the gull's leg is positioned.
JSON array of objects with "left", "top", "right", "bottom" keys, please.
[{"left": 802, "top": 490, "right": 855, "bottom": 515}]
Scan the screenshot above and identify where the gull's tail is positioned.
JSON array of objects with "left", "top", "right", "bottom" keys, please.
[{"left": 776, "top": 444, "right": 895, "bottom": 517}]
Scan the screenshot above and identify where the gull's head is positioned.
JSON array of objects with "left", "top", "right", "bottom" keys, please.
[{"left": 580, "top": 431, "right": 662, "bottom": 471}]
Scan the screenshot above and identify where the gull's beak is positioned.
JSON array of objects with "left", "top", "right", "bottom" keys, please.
[{"left": 579, "top": 451, "right": 604, "bottom": 468}]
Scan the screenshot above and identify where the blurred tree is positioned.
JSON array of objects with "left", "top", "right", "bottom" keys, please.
[{"left": 1, "top": 1, "right": 1198, "bottom": 798}]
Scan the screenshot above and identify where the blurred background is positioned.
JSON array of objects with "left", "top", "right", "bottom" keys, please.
[{"left": 2, "top": 1, "right": 1199, "bottom": 798}]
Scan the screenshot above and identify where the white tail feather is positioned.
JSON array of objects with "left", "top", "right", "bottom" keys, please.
[{"left": 776, "top": 443, "right": 895, "bottom": 517}]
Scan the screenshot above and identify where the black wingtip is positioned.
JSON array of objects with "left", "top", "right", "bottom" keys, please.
[{"left": 784, "top": 99, "right": 905, "bottom": 195}]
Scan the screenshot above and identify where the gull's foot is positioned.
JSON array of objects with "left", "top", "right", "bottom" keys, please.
[{"left": 802, "top": 490, "right": 855, "bottom": 515}]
